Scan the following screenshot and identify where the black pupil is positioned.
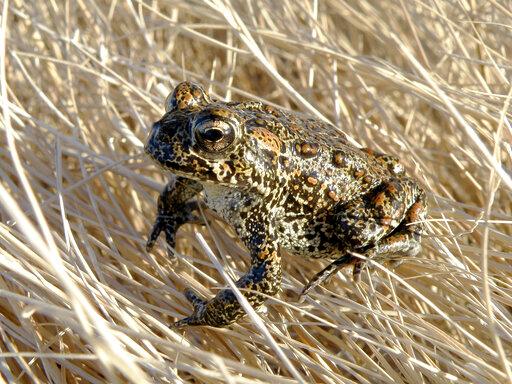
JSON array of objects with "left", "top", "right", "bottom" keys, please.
[{"left": 202, "top": 128, "right": 224, "bottom": 142}]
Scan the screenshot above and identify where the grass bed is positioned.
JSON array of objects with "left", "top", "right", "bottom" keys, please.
[{"left": 1, "top": 1, "right": 511, "bottom": 383}]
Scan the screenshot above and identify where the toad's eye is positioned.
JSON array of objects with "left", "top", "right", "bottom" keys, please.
[
  {"left": 201, "top": 128, "right": 224, "bottom": 142},
  {"left": 193, "top": 117, "right": 237, "bottom": 153}
]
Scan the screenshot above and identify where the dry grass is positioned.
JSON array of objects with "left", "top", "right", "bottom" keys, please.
[{"left": 1, "top": 0, "right": 511, "bottom": 383}]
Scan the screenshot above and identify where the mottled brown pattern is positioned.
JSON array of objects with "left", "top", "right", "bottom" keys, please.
[
  {"left": 249, "top": 127, "right": 282, "bottom": 156},
  {"left": 145, "top": 82, "right": 427, "bottom": 327}
]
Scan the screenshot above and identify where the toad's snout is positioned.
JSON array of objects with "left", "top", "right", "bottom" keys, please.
[
  {"left": 144, "top": 118, "right": 196, "bottom": 175},
  {"left": 144, "top": 121, "right": 161, "bottom": 156}
]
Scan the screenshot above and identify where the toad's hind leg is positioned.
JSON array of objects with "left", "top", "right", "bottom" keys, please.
[{"left": 300, "top": 186, "right": 426, "bottom": 299}]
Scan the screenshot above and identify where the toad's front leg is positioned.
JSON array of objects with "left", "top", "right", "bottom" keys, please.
[
  {"left": 146, "top": 177, "right": 203, "bottom": 257},
  {"left": 172, "top": 220, "right": 281, "bottom": 327}
]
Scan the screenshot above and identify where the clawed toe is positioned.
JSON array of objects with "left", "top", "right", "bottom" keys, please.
[
  {"left": 170, "top": 316, "right": 193, "bottom": 328},
  {"left": 146, "top": 219, "right": 164, "bottom": 252},
  {"left": 298, "top": 282, "right": 318, "bottom": 303},
  {"left": 146, "top": 216, "right": 178, "bottom": 258}
]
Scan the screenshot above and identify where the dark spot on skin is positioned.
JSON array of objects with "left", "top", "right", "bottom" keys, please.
[
  {"left": 264, "top": 105, "right": 280, "bottom": 117},
  {"left": 300, "top": 142, "right": 319, "bottom": 158},
  {"left": 333, "top": 152, "right": 346, "bottom": 167},
  {"left": 373, "top": 192, "right": 387, "bottom": 206},
  {"left": 387, "top": 184, "right": 398, "bottom": 193},
  {"left": 304, "top": 232, "right": 318, "bottom": 241}
]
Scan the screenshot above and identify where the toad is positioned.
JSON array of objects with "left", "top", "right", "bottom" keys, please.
[{"left": 145, "top": 82, "right": 426, "bottom": 327}]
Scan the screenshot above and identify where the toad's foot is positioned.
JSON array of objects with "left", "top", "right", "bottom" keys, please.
[
  {"left": 146, "top": 178, "right": 203, "bottom": 258},
  {"left": 171, "top": 235, "right": 281, "bottom": 327},
  {"left": 170, "top": 288, "right": 248, "bottom": 328},
  {"left": 146, "top": 201, "right": 202, "bottom": 255}
]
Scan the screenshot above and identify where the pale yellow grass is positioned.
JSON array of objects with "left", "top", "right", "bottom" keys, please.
[{"left": 1, "top": 0, "right": 511, "bottom": 383}]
